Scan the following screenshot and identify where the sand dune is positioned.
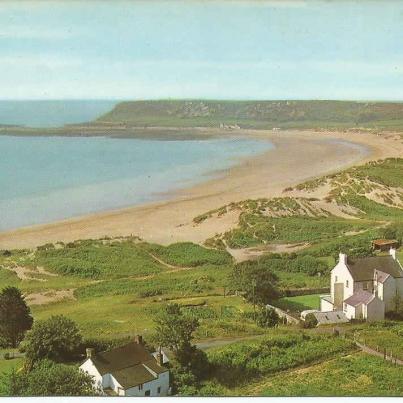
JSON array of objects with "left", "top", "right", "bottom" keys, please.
[{"left": 0, "top": 129, "right": 401, "bottom": 250}]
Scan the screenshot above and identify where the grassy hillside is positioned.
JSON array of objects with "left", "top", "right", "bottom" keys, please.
[{"left": 96, "top": 100, "right": 403, "bottom": 129}]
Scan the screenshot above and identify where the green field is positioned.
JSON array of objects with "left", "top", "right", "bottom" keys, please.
[
  {"left": 206, "top": 331, "right": 356, "bottom": 388},
  {"left": 254, "top": 353, "right": 403, "bottom": 396},
  {"left": 274, "top": 294, "right": 322, "bottom": 314}
]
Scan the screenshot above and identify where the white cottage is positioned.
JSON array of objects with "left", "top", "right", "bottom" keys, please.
[
  {"left": 320, "top": 248, "right": 403, "bottom": 322},
  {"left": 80, "top": 336, "right": 170, "bottom": 396}
]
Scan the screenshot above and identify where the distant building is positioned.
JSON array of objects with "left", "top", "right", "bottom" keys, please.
[
  {"left": 80, "top": 336, "right": 170, "bottom": 397},
  {"left": 372, "top": 239, "right": 399, "bottom": 252},
  {"left": 320, "top": 249, "right": 403, "bottom": 322}
]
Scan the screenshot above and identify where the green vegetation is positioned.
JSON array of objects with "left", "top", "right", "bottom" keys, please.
[
  {"left": 141, "top": 242, "right": 233, "bottom": 267},
  {"left": 352, "top": 321, "right": 403, "bottom": 361},
  {"left": 0, "top": 287, "right": 33, "bottom": 348},
  {"left": 0, "top": 359, "right": 97, "bottom": 396},
  {"left": 274, "top": 294, "right": 322, "bottom": 314},
  {"left": 23, "top": 315, "right": 82, "bottom": 363},
  {"left": 207, "top": 331, "right": 356, "bottom": 387},
  {"left": 34, "top": 239, "right": 164, "bottom": 279},
  {"left": 96, "top": 100, "right": 403, "bottom": 131},
  {"left": 256, "top": 353, "right": 403, "bottom": 396}
]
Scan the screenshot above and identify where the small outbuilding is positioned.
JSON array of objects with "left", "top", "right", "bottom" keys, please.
[{"left": 372, "top": 239, "right": 399, "bottom": 252}]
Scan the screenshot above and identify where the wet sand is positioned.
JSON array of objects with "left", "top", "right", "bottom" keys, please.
[{"left": 0, "top": 129, "right": 401, "bottom": 250}]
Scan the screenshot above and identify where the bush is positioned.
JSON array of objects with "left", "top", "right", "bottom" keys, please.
[
  {"left": 257, "top": 307, "right": 280, "bottom": 328},
  {"left": 0, "top": 359, "right": 98, "bottom": 396},
  {"left": 301, "top": 313, "right": 318, "bottom": 328},
  {"left": 23, "top": 315, "right": 82, "bottom": 363}
]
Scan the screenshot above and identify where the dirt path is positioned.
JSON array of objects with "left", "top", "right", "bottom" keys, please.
[
  {"left": 355, "top": 341, "right": 403, "bottom": 366},
  {"left": 25, "top": 289, "right": 76, "bottom": 305},
  {"left": 145, "top": 251, "right": 193, "bottom": 271},
  {"left": 1, "top": 262, "right": 58, "bottom": 282},
  {"left": 195, "top": 334, "right": 265, "bottom": 351}
]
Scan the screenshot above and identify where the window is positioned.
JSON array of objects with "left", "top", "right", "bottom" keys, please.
[
  {"left": 335, "top": 276, "right": 338, "bottom": 282},
  {"left": 157, "top": 387, "right": 161, "bottom": 394},
  {"left": 363, "top": 282, "right": 368, "bottom": 290},
  {"left": 346, "top": 280, "right": 349, "bottom": 288},
  {"left": 145, "top": 390, "right": 151, "bottom": 397},
  {"left": 139, "top": 384, "right": 143, "bottom": 391},
  {"left": 343, "top": 303, "right": 347, "bottom": 312}
]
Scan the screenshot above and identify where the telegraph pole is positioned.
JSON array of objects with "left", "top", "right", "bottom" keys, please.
[{"left": 252, "top": 279, "right": 257, "bottom": 322}]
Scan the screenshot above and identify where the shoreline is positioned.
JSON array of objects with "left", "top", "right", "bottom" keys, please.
[{"left": 0, "top": 128, "right": 402, "bottom": 250}]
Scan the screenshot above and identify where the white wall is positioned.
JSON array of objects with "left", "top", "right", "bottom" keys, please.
[
  {"left": 80, "top": 359, "right": 103, "bottom": 392},
  {"left": 344, "top": 303, "right": 358, "bottom": 320},
  {"left": 331, "top": 257, "right": 354, "bottom": 307},
  {"left": 125, "top": 371, "right": 170, "bottom": 397},
  {"left": 320, "top": 297, "right": 333, "bottom": 312}
]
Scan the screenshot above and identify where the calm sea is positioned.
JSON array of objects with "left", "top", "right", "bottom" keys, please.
[
  {"left": 0, "top": 135, "right": 273, "bottom": 231},
  {"left": 0, "top": 100, "right": 118, "bottom": 128}
]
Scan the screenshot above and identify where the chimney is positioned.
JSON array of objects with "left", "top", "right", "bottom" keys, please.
[
  {"left": 339, "top": 253, "right": 347, "bottom": 265},
  {"left": 86, "top": 348, "right": 95, "bottom": 359},
  {"left": 156, "top": 350, "right": 164, "bottom": 366},
  {"left": 134, "top": 335, "right": 143, "bottom": 345},
  {"left": 390, "top": 248, "right": 397, "bottom": 260}
]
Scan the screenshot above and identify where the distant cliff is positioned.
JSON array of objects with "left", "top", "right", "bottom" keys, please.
[{"left": 96, "top": 100, "right": 403, "bottom": 130}]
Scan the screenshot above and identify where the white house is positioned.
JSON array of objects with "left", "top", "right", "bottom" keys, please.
[
  {"left": 80, "top": 336, "right": 170, "bottom": 396},
  {"left": 320, "top": 248, "right": 403, "bottom": 322}
]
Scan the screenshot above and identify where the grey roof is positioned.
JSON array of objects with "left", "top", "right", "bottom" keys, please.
[
  {"left": 90, "top": 342, "right": 167, "bottom": 389},
  {"left": 374, "top": 269, "right": 391, "bottom": 284},
  {"left": 344, "top": 290, "right": 375, "bottom": 306},
  {"left": 320, "top": 295, "right": 332, "bottom": 304},
  {"left": 347, "top": 255, "right": 403, "bottom": 281},
  {"left": 312, "top": 311, "right": 349, "bottom": 325}
]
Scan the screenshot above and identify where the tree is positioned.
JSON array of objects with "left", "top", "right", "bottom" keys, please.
[
  {"left": 154, "top": 304, "right": 209, "bottom": 393},
  {"left": 0, "top": 359, "right": 98, "bottom": 396},
  {"left": 154, "top": 304, "right": 199, "bottom": 357},
  {"left": 230, "top": 262, "right": 279, "bottom": 305},
  {"left": 0, "top": 287, "right": 33, "bottom": 348},
  {"left": 256, "top": 307, "right": 280, "bottom": 328},
  {"left": 23, "top": 315, "right": 82, "bottom": 363}
]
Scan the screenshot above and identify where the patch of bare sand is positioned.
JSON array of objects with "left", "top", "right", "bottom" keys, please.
[
  {"left": 0, "top": 129, "right": 401, "bottom": 249},
  {"left": 1, "top": 264, "right": 58, "bottom": 281},
  {"left": 26, "top": 289, "right": 76, "bottom": 305},
  {"left": 227, "top": 243, "right": 310, "bottom": 263}
]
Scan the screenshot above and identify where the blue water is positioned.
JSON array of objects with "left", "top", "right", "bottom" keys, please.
[
  {"left": 0, "top": 100, "right": 118, "bottom": 128},
  {"left": 0, "top": 135, "right": 273, "bottom": 231}
]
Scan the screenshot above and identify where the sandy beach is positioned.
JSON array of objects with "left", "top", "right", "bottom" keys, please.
[{"left": 1, "top": 129, "right": 402, "bottom": 250}]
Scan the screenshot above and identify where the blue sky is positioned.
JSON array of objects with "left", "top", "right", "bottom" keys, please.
[{"left": 1, "top": 0, "right": 402, "bottom": 100}]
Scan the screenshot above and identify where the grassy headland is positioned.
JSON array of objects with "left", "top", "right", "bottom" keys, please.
[{"left": 2, "top": 100, "right": 403, "bottom": 135}]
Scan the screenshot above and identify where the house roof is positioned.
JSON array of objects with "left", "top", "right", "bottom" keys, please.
[
  {"left": 372, "top": 239, "right": 398, "bottom": 246},
  {"left": 312, "top": 311, "right": 349, "bottom": 325},
  {"left": 346, "top": 255, "right": 403, "bottom": 281},
  {"left": 90, "top": 342, "right": 167, "bottom": 390},
  {"left": 344, "top": 290, "right": 375, "bottom": 306},
  {"left": 374, "top": 269, "right": 391, "bottom": 284}
]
